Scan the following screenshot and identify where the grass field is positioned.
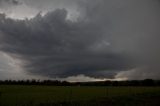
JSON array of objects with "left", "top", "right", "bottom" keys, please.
[{"left": 0, "top": 85, "right": 160, "bottom": 106}]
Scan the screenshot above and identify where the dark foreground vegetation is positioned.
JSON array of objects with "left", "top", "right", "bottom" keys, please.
[
  {"left": 0, "top": 79, "right": 160, "bottom": 86},
  {"left": 0, "top": 79, "right": 160, "bottom": 106},
  {"left": 0, "top": 86, "right": 160, "bottom": 106}
]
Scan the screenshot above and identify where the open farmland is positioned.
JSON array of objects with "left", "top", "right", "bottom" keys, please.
[{"left": 0, "top": 85, "right": 160, "bottom": 106}]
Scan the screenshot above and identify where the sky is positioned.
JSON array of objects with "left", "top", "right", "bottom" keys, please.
[{"left": 0, "top": 0, "right": 160, "bottom": 81}]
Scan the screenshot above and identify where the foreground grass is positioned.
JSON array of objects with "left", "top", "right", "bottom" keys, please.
[{"left": 0, "top": 85, "right": 160, "bottom": 106}]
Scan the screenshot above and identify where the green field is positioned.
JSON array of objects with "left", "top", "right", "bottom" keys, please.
[{"left": 0, "top": 85, "right": 160, "bottom": 106}]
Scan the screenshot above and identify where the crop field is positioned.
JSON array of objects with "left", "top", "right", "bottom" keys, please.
[{"left": 0, "top": 85, "right": 160, "bottom": 106}]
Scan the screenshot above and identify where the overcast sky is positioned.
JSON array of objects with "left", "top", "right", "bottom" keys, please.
[{"left": 0, "top": 0, "right": 160, "bottom": 81}]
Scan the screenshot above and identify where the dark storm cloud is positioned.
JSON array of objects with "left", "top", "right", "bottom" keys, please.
[
  {"left": 0, "top": 8, "right": 134, "bottom": 78},
  {"left": 80, "top": 0, "right": 160, "bottom": 80},
  {"left": 0, "top": 0, "right": 160, "bottom": 80}
]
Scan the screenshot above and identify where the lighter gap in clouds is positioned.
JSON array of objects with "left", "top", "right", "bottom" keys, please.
[
  {"left": 0, "top": 1, "right": 81, "bottom": 22},
  {"left": 60, "top": 74, "right": 127, "bottom": 82},
  {"left": 3, "top": 9, "right": 80, "bottom": 23},
  {"left": 66, "top": 9, "right": 80, "bottom": 22},
  {"left": 0, "top": 52, "right": 49, "bottom": 80},
  {"left": 0, "top": 52, "right": 23, "bottom": 79}
]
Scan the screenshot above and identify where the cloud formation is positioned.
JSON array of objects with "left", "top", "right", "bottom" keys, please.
[
  {"left": 0, "top": 0, "right": 20, "bottom": 10},
  {"left": 0, "top": 0, "right": 20, "bottom": 5},
  {"left": 0, "top": 0, "right": 160, "bottom": 80},
  {"left": 0, "top": 8, "right": 134, "bottom": 78}
]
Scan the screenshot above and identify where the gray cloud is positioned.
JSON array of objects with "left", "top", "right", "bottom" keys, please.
[
  {"left": 80, "top": 0, "right": 160, "bottom": 80},
  {"left": 0, "top": 8, "right": 134, "bottom": 78},
  {"left": 0, "top": 0, "right": 20, "bottom": 7},
  {"left": 0, "top": 0, "right": 160, "bottom": 80}
]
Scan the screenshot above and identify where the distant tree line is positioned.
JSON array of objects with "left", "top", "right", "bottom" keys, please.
[{"left": 0, "top": 79, "right": 160, "bottom": 86}]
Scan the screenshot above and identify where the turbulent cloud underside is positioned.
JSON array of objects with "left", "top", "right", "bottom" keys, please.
[{"left": 0, "top": 0, "right": 160, "bottom": 80}]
